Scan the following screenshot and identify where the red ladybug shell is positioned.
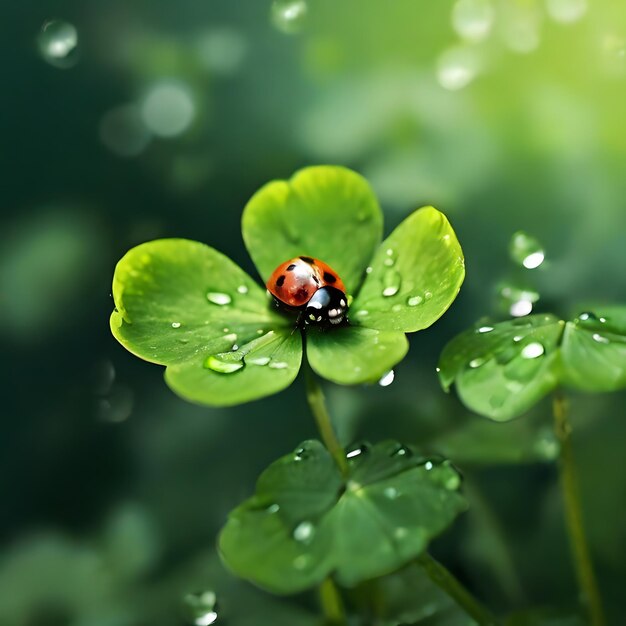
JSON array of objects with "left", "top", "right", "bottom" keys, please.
[{"left": 266, "top": 256, "right": 346, "bottom": 308}]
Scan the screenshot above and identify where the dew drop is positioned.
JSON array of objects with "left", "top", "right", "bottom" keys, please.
[
  {"left": 452, "top": 0, "right": 495, "bottom": 43},
  {"left": 392, "top": 444, "right": 412, "bottom": 457},
  {"left": 271, "top": 0, "right": 308, "bottom": 35},
  {"left": 394, "top": 527, "right": 409, "bottom": 539},
  {"left": 383, "top": 257, "right": 395, "bottom": 267},
  {"left": 293, "top": 554, "right": 311, "bottom": 570},
  {"left": 592, "top": 333, "right": 609, "bottom": 344},
  {"left": 207, "top": 292, "right": 232, "bottom": 305},
  {"left": 256, "top": 328, "right": 264, "bottom": 334},
  {"left": 521, "top": 342, "right": 544, "bottom": 359},
  {"left": 171, "top": 321, "right": 182, "bottom": 328},
  {"left": 513, "top": 335, "right": 523, "bottom": 342},
  {"left": 204, "top": 355, "right": 244, "bottom": 374},
  {"left": 407, "top": 295, "right": 423, "bottom": 307},
  {"left": 355, "top": 309, "right": 369, "bottom": 317},
  {"left": 477, "top": 326, "right": 494, "bottom": 333},
  {"left": 391, "top": 304, "right": 402, "bottom": 313},
  {"left": 293, "top": 520, "right": 315, "bottom": 543},
  {"left": 266, "top": 503, "right": 280, "bottom": 514},
  {"left": 382, "top": 270, "right": 402, "bottom": 297},
  {"left": 37, "top": 20, "right": 79, "bottom": 69},
  {"left": 424, "top": 461, "right": 434, "bottom": 471},
  {"left": 577, "top": 311, "right": 597, "bottom": 322},
  {"left": 182, "top": 590, "right": 218, "bottom": 626},
  {"left": 294, "top": 446, "right": 310, "bottom": 461},
  {"left": 378, "top": 370, "right": 395, "bottom": 387},
  {"left": 437, "top": 45, "right": 480, "bottom": 91},
  {"left": 424, "top": 291, "right": 433, "bottom": 301},
  {"left": 237, "top": 284, "right": 249, "bottom": 294},
  {"left": 365, "top": 266, "right": 373, "bottom": 274}
]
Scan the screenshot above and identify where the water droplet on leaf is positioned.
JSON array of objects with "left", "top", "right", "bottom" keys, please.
[
  {"left": 346, "top": 444, "right": 369, "bottom": 459},
  {"left": 477, "top": 326, "right": 494, "bottom": 333},
  {"left": 247, "top": 356, "right": 271, "bottom": 366},
  {"left": 171, "top": 321, "right": 181, "bottom": 328},
  {"left": 384, "top": 487, "right": 399, "bottom": 499},
  {"left": 382, "top": 269, "right": 401, "bottom": 297},
  {"left": 469, "top": 357, "right": 486, "bottom": 368},
  {"left": 207, "top": 292, "right": 232, "bottom": 305},
  {"left": 592, "top": 333, "right": 609, "bottom": 344},
  {"left": 237, "top": 284, "right": 249, "bottom": 294},
  {"left": 204, "top": 355, "right": 244, "bottom": 374},
  {"left": 268, "top": 361, "right": 288, "bottom": 369},
  {"left": 378, "top": 370, "right": 395, "bottom": 387},
  {"left": 293, "top": 521, "right": 315, "bottom": 543},
  {"left": 407, "top": 295, "right": 423, "bottom": 306},
  {"left": 521, "top": 342, "right": 544, "bottom": 359}
]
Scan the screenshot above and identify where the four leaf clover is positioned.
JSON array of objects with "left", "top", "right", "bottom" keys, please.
[{"left": 111, "top": 165, "right": 465, "bottom": 406}]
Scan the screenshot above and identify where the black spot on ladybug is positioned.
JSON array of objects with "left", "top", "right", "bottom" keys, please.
[
  {"left": 286, "top": 264, "right": 296, "bottom": 271},
  {"left": 276, "top": 275, "right": 286, "bottom": 287},
  {"left": 300, "top": 256, "right": 315, "bottom": 264},
  {"left": 323, "top": 271, "right": 337, "bottom": 283}
]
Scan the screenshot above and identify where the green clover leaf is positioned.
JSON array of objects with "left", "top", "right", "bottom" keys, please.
[
  {"left": 111, "top": 166, "right": 465, "bottom": 406},
  {"left": 438, "top": 308, "right": 626, "bottom": 421},
  {"left": 218, "top": 440, "right": 467, "bottom": 594}
]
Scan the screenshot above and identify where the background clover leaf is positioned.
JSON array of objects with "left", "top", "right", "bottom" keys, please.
[
  {"left": 439, "top": 308, "right": 626, "bottom": 421},
  {"left": 352, "top": 206, "right": 465, "bottom": 333},
  {"left": 241, "top": 165, "right": 383, "bottom": 295},
  {"left": 306, "top": 326, "right": 409, "bottom": 385},
  {"left": 218, "top": 440, "right": 467, "bottom": 594},
  {"left": 111, "top": 239, "right": 301, "bottom": 406}
]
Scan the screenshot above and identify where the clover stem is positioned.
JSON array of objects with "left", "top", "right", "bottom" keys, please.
[
  {"left": 319, "top": 577, "right": 347, "bottom": 625},
  {"left": 416, "top": 552, "right": 500, "bottom": 626},
  {"left": 552, "top": 390, "right": 605, "bottom": 626},
  {"left": 303, "top": 360, "right": 349, "bottom": 477}
]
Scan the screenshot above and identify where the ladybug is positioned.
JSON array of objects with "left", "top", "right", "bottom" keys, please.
[{"left": 266, "top": 256, "right": 348, "bottom": 326}]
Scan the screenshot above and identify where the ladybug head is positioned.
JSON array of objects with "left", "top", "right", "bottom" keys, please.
[{"left": 304, "top": 286, "right": 348, "bottom": 326}]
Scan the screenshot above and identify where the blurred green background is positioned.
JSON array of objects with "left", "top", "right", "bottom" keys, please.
[{"left": 2, "top": 0, "right": 625, "bottom": 624}]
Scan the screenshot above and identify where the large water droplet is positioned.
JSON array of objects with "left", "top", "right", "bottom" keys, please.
[
  {"left": 271, "top": 0, "right": 308, "bottom": 34},
  {"left": 521, "top": 342, "right": 544, "bottom": 359},
  {"left": 452, "top": 0, "right": 495, "bottom": 42},
  {"left": 437, "top": 46, "right": 481, "bottom": 90},
  {"left": 37, "top": 20, "right": 79, "bottom": 69},
  {"left": 510, "top": 231, "right": 545, "bottom": 269},
  {"left": 204, "top": 354, "right": 244, "bottom": 374},
  {"left": 207, "top": 292, "right": 232, "bottom": 305},
  {"left": 498, "top": 283, "right": 539, "bottom": 318},
  {"left": 546, "top": 0, "right": 587, "bottom": 24},
  {"left": 378, "top": 370, "right": 395, "bottom": 387},
  {"left": 293, "top": 520, "right": 315, "bottom": 543},
  {"left": 382, "top": 269, "right": 401, "bottom": 297},
  {"left": 182, "top": 591, "right": 218, "bottom": 626}
]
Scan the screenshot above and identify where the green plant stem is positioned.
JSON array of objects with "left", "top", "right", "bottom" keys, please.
[
  {"left": 319, "top": 577, "right": 347, "bottom": 625},
  {"left": 416, "top": 552, "right": 500, "bottom": 626},
  {"left": 303, "top": 361, "right": 349, "bottom": 477},
  {"left": 552, "top": 391, "right": 605, "bottom": 626}
]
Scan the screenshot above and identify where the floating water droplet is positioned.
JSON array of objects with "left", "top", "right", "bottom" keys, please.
[
  {"left": 237, "top": 284, "right": 249, "bottom": 294},
  {"left": 437, "top": 46, "right": 481, "bottom": 91},
  {"left": 171, "top": 321, "right": 181, "bottom": 328},
  {"left": 268, "top": 361, "right": 288, "bottom": 369},
  {"left": 510, "top": 300, "right": 533, "bottom": 317},
  {"left": 546, "top": 0, "right": 587, "bottom": 24},
  {"left": 271, "top": 0, "right": 308, "bottom": 35},
  {"left": 378, "top": 370, "right": 395, "bottom": 387},
  {"left": 204, "top": 355, "right": 244, "bottom": 374},
  {"left": 382, "top": 270, "right": 401, "bottom": 297},
  {"left": 182, "top": 590, "right": 218, "bottom": 626},
  {"left": 592, "top": 333, "right": 609, "bottom": 344},
  {"left": 97, "top": 385, "right": 134, "bottom": 423},
  {"left": 469, "top": 357, "right": 486, "bottom": 368},
  {"left": 92, "top": 360, "right": 116, "bottom": 396},
  {"left": 407, "top": 295, "right": 423, "bottom": 306},
  {"left": 452, "top": 0, "right": 495, "bottom": 42},
  {"left": 509, "top": 231, "right": 545, "bottom": 269},
  {"left": 293, "top": 520, "right": 315, "bottom": 543},
  {"left": 521, "top": 342, "right": 545, "bottom": 359},
  {"left": 477, "top": 326, "right": 494, "bottom": 333},
  {"left": 207, "top": 292, "right": 232, "bottom": 305},
  {"left": 141, "top": 80, "right": 196, "bottom": 138},
  {"left": 248, "top": 356, "right": 271, "bottom": 366},
  {"left": 384, "top": 486, "right": 399, "bottom": 499},
  {"left": 37, "top": 20, "right": 79, "bottom": 69},
  {"left": 346, "top": 444, "right": 369, "bottom": 459}
]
